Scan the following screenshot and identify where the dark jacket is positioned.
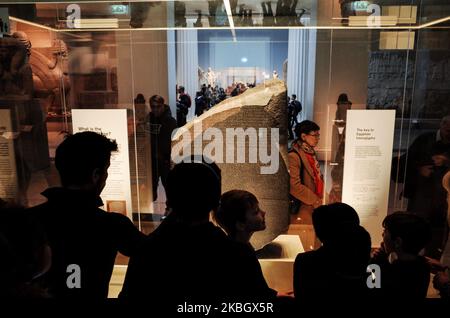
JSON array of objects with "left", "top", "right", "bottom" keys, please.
[
  {"left": 120, "top": 217, "right": 276, "bottom": 301},
  {"left": 290, "top": 100, "right": 302, "bottom": 116},
  {"left": 370, "top": 253, "right": 430, "bottom": 299},
  {"left": 179, "top": 93, "right": 191, "bottom": 108},
  {"left": 294, "top": 247, "right": 370, "bottom": 302},
  {"left": 195, "top": 95, "right": 207, "bottom": 116},
  {"left": 27, "top": 187, "right": 145, "bottom": 299},
  {"left": 149, "top": 105, "right": 177, "bottom": 163}
]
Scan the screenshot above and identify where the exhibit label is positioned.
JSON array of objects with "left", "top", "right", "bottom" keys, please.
[
  {"left": 342, "top": 110, "right": 395, "bottom": 245},
  {"left": 0, "top": 109, "right": 18, "bottom": 202},
  {"left": 72, "top": 109, "right": 133, "bottom": 219}
]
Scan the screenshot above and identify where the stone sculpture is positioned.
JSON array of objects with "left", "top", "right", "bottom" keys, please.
[{"left": 172, "top": 79, "right": 289, "bottom": 249}]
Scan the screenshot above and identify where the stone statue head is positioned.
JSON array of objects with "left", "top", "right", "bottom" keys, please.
[{"left": 12, "top": 31, "right": 32, "bottom": 57}]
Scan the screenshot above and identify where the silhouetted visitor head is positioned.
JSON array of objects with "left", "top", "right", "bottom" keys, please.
[
  {"left": 167, "top": 156, "right": 221, "bottom": 222},
  {"left": 0, "top": 207, "right": 51, "bottom": 298},
  {"left": 134, "top": 93, "right": 146, "bottom": 105},
  {"left": 337, "top": 93, "right": 352, "bottom": 106},
  {"left": 328, "top": 224, "right": 371, "bottom": 274},
  {"left": 55, "top": 132, "right": 118, "bottom": 195},
  {"left": 149, "top": 95, "right": 165, "bottom": 118},
  {"left": 312, "top": 203, "right": 360, "bottom": 244},
  {"left": 292, "top": 94, "right": 297, "bottom": 100},
  {"left": 214, "top": 190, "right": 266, "bottom": 241},
  {"left": 178, "top": 86, "right": 185, "bottom": 94},
  {"left": 439, "top": 115, "right": 450, "bottom": 144},
  {"left": 382, "top": 212, "right": 431, "bottom": 256},
  {"left": 295, "top": 120, "right": 320, "bottom": 147}
]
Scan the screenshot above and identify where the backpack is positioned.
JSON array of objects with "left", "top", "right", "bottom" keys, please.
[{"left": 293, "top": 100, "right": 302, "bottom": 115}]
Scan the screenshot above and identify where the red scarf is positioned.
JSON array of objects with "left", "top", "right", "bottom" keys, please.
[{"left": 300, "top": 143, "right": 324, "bottom": 198}]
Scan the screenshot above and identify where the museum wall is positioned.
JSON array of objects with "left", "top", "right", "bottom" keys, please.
[
  {"left": 313, "top": 29, "right": 371, "bottom": 159},
  {"left": 116, "top": 30, "right": 169, "bottom": 108},
  {"left": 13, "top": 21, "right": 51, "bottom": 48}
]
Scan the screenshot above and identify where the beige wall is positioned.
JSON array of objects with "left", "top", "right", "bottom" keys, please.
[
  {"left": 313, "top": 0, "right": 371, "bottom": 159},
  {"left": 13, "top": 21, "right": 53, "bottom": 47},
  {"left": 313, "top": 29, "right": 371, "bottom": 160},
  {"left": 116, "top": 30, "right": 169, "bottom": 108}
]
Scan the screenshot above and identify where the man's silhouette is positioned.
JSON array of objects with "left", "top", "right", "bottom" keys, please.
[
  {"left": 396, "top": 116, "right": 450, "bottom": 258},
  {"left": 176, "top": 86, "right": 191, "bottom": 127},
  {"left": 28, "top": 132, "right": 144, "bottom": 299},
  {"left": 120, "top": 158, "right": 275, "bottom": 302},
  {"left": 148, "top": 95, "right": 176, "bottom": 208},
  {"left": 289, "top": 94, "right": 302, "bottom": 126}
]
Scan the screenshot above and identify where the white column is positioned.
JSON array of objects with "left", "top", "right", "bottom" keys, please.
[
  {"left": 167, "top": 30, "right": 177, "bottom": 116},
  {"left": 176, "top": 29, "right": 198, "bottom": 121},
  {"left": 287, "top": 29, "right": 317, "bottom": 121}
]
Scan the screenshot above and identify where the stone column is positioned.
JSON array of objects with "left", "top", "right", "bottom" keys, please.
[
  {"left": 176, "top": 29, "right": 199, "bottom": 121},
  {"left": 287, "top": 29, "right": 317, "bottom": 122}
]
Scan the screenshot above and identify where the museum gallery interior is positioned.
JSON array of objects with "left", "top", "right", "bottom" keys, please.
[{"left": 0, "top": 0, "right": 450, "bottom": 302}]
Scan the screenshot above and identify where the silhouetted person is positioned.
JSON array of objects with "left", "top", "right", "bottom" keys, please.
[
  {"left": 214, "top": 190, "right": 266, "bottom": 246},
  {"left": 287, "top": 96, "right": 294, "bottom": 139},
  {"left": 396, "top": 116, "right": 450, "bottom": 259},
  {"left": 0, "top": 207, "right": 51, "bottom": 298},
  {"left": 28, "top": 132, "right": 145, "bottom": 299},
  {"left": 409, "top": 143, "right": 450, "bottom": 258},
  {"left": 214, "top": 190, "right": 277, "bottom": 298},
  {"left": 133, "top": 93, "right": 147, "bottom": 124},
  {"left": 120, "top": 158, "right": 275, "bottom": 302},
  {"left": 294, "top": 203, "right": 371, "bottom": 302},
  {"left": 176, "top": 86, "right": 191, "bottom": 127},
  {"left": 148, "top": 95, "right": 176, "bottom": 207},
  {"left": 371, "top": 212, "right": 432, "bottom": 300},
  {"left": 194, "top": 91, "right": 207, "bottom": 117},
  {"left": 289, "top": 94, "right": 302, "bottom": 127},
  {"left": 289, "top": 120, "right": 323, "bottom": 223}
]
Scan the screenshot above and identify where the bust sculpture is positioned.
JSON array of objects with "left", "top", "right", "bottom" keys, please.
[{"left": 206, "top": 67, "right": 217, "bottom": 87}]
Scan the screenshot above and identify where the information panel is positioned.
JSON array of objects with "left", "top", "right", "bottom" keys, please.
[
  {"left": 0, "top": 109, "right": 18, "bottom": 202},
  {"left": 72, "top": 109, "right": 132, "bottom": 219},
  {"left": 342, "top": 110, "right": 395, "bottom": 245}
]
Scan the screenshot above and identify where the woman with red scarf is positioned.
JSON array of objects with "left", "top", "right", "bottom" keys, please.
[{"left": 289, "top": 120, "right": 324, "bottom": 224}]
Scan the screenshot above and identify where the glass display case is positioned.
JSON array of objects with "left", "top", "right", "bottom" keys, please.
[{"left": 0, "top": 0, "right": 449, "bottom": 298}]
